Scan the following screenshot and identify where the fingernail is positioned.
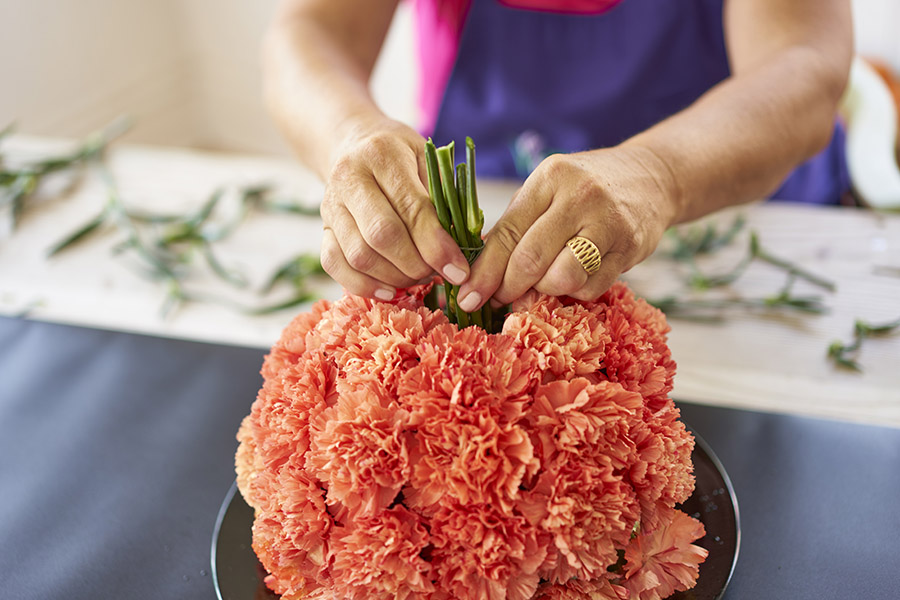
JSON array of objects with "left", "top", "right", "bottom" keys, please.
[
  {"left": 458, "top": 291, "right": 482, "bottom": 313},
  {"left": 374, "top": 288, "right": 395, "bottom": 301},
  {"left": 443, "top": 263, "right": 468, "bottom": 285}
]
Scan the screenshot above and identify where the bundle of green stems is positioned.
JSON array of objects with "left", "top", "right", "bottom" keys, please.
[{"left": 424, "top": 137, "right": 500, "bottom": 332}]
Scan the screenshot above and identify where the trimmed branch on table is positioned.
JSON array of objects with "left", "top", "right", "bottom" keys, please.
[
  {"left": 48, "top": 165, "right": 325, "bottom": 317},
  {"left": 827, "top": 316, "right": 900, "bottom": 371},
  {"left": 1, "top": 116, "right": 132, "bottom": 229}
]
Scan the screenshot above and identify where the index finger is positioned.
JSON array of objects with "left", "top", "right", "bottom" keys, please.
[
  {"left": 369, "top": 146, "right": 471, "bottom": 286},
  {"left": 456, "top": 178, "right": 554, "bottom": 313}
]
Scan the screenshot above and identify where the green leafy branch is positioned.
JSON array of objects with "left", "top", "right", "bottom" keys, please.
[
  {"left": 654, "top": 216, "right": 900, "bottom": 372},
  {"left": 0, "top": 116, "right": 132, "bottom": 228},
  {"left": 649, "top": 218, "right": 835, "bottom": 320},
  {"left": 666, "top": 214, "right": 746, "bottom": 261},
  {"left": 49, "top": 166, "right": 325, "bottom": 316},
  {"left": 648, "top": 274, "right": 828, "bottom": 322},
  {"left": 827, "top": 317, "right": 900, "bottom": 371}
]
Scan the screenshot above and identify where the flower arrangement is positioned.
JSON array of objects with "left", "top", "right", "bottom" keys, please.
[
  {"left": 235, "top": 137, "right": 707, "bottom": 600},
  {"left": 235, "top": 281, "right": 707, "bottom": 600}
]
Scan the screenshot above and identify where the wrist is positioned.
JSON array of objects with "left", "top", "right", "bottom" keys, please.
[
  {"left": 329, "top": 109, "right": 390, "bottom": 167},
  {"left": 617, "top": 141, "right": 685, "bottom": 228}
]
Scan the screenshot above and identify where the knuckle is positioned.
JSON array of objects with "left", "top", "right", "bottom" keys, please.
[
  {"left": 395, "top": 193, "right": 429, "bottom": 228},
  {"left": 345, "top": 243, "right": 379, "bottom": 272},
  {"left": 409, "top": 264, "right": 434, "bottom": 281},
  {"left": 539, "top": 153, "right": 571, "bottom": 178},
  {"left": 539, "top": 259, "right": 585, "bottom": 295},
  {"left": 572, "top": 177, "right": 602, "bottom": 204},
  {"left": 512, "top": 245, "right": 545, "bottom": 279},
  {"left": 606, "top": 212, "right": 641, "bottom": 256},
  {"left": 365, "top": 216, "right": 404, "bottom": 251},
  {"left": 619, "top": 231, "right": 641, "bottom": 256},
  {"left": 319, "top": 244, "right": 341, "bottom": 277},
  {"left": 359, "top": 135, "right": 392, "bottom": 163},
  {"left": 569, "top": 287, "right": 598, "bottom": 302},
  {"left": 319, "top": 194, "right": 339, "bottom": 222},
  {"left": 329, "top": 155, "right": 357, "bottom": 183},
  {"left": 488, "top": 224, "right": 522, "bottom": 255},
  {"left": 554, "top": 268, "right": 586, "bottom": 295},
  {"left": 576, "top": 275, "right": 615, "bottom": 302}
]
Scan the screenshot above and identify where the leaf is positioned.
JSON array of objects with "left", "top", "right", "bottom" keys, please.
[
  {"left": 261, "top": 199, "right": 321, "bottom": 216},
  {"left": 47, "top": 210, "right": 108, "bottom": 256},
  {"left": 186, "top": 188, "right": 224, "bottom": 228},
  {"left": 858, "top": 317, "right": 900, "bottom": 335},
  {"left": 125, "top": 209, "right": 184, "bottom": 224},
  {"left": 201, "top": 243, "right": 248, "bottom": 288},
  {"left": 667, "top": 214, "right": 745, "bottom": 260},
  {"left": 261, "top": 253, "right": 325, "bottom": 294},
  {"left": 826, "top": 316, "right": 899, "bottom": 372},
  {"left": 246, "top": 293, "right": 317, "bottom": 315}
]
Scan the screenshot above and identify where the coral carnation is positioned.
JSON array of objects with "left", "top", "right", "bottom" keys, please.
[
  {"left": 330, "top": 506, "right": 434, "bottom": 600},
  {"left": 623, "top": 506, "right": 709, "bottom": 600},
  {"left": 235, "top": 282, "right": 706, "bottom": 600},
  {"left": 534, "top": 576, "right": 629, "bottom": 600}
]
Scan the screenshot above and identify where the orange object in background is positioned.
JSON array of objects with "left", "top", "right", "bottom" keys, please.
[{"left": 866, "top": 58, "right": 900, "bottom": 162}]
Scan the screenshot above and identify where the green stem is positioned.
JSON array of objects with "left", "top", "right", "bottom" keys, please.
[
  {"left": 47, "top": 209, "right": 109, "bottom": 256},
  {"left": 425, "top": 139, "right": 451, "bottom": 232},
  {"left": 465, "top": 137, "right": 484, "bottom": 242},
  {"left": 828, "top": 316, "right": 900, "bottom": 371},
  {"left": 436, "top": 143, "right": 471, "bottom": 248},
  {"left": 424, "top": 138, "right": 506, "bottom": 332},
  {"left": 750, "top": 232, "right": 836, "bottom": 292},
  {"left": 455, "top": 163, "right": 472, "bottom": 260}
]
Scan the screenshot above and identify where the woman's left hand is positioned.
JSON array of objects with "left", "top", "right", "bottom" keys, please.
[{"left": 456, "top": 145, "right": 681, "bottom": 312}]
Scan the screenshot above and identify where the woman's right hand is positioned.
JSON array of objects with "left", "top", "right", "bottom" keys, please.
[{"left": 319, "top": 120, "right": 471, "bottom": 300}]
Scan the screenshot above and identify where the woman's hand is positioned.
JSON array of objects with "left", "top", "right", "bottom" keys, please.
[
  {"left": 456, "top": 145, "right": 681, "bottom": 311},
  {"left": 319, "top": 120, "right": 471, "bottom": 299}
]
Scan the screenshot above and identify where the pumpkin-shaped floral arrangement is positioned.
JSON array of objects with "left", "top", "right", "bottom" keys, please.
[{"left": 236, "top": 138, "right": 707, "bottom": 600}]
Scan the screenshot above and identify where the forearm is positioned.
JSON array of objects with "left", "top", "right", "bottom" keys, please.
[
  {"left": 623, "top": 44, "right": 850, "bottom": 225},
  {"left": 262, "top": 2, "right": 397, "bottom": 178}
]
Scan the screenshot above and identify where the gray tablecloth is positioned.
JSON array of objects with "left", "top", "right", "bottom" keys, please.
[{"left": 1, "top": 316, "right": 898, "bottom": 599}]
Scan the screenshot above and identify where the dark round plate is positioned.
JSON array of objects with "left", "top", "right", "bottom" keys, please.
[{"left": 211, "top": 431, "right": 739, "bottom": 600}]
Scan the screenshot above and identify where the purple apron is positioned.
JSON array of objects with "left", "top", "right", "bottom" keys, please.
[{"left": 430, "top": 0, "right": 850, "bottom": 204}]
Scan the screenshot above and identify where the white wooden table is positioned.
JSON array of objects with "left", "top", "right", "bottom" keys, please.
[{"left": 2, "top": 136, "right": 899, "bottom": 427}]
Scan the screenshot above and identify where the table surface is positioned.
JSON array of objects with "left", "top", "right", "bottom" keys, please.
[
  {"left": 2, "top": 135, "right": 899, "bottom": 428},
  {"left": 3, "top": 136, "right": 900, "bottom": 600},
  {"left": 2, "top": 315, "right": 898, "bottom": 600}
]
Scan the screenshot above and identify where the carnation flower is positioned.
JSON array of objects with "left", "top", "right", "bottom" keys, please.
[
  {"left": 527, "top": 378, "right": 642, "bottom": 469},
  {"left": 430, "top": 501, "right": 547, "bottom": 600},
  {"left": 235, "top": 282, "right": 705, "bottom": 600},
  {"left": 593, "top": 283, "right": 677, "bottom": 414},
  {"left": 398, "top": 324, "right": 541, "bottom": 512},
  {"left": 400, "top": 324, "right": 541, "bottom": 420},
  {"left": 627, "top": 406, "right": 696, "bottom": 518},
  {"left": 330, "top": 505, "right": 434, "bottom": 600},
  {"left": 261, "top": 299, "right": 331, "bottom": 380},
  {"left": 306, "top": 388, "right": 413, "bottom": 520},
  {"left": 242, "top": 349, "right": 338, "bottom": 475},
  {"left": 533, "top": 576, "right": 628, "bottom": 600},
  {"left": 503, "top": 296, "right": 611, "bottom": 383},
  {"left": 333, "top": 301, "right": 447, "bottom": 395},
  {"left": 622, "top": 506, "right": 709, "bottom": 600},
  {"left": 517, "top": 454, "right": 637, "bottom": 583}
]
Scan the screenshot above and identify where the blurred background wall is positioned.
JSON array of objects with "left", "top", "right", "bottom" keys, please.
[{"left": 0, "top": 0, "right": 896, "bottom": 157}]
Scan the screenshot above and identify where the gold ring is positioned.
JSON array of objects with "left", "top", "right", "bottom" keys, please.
[{"left": 566, "top": 236, "right": 602, "bottom": 275}]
